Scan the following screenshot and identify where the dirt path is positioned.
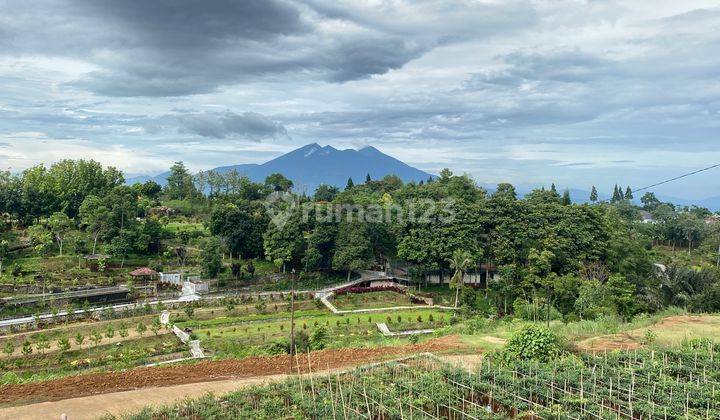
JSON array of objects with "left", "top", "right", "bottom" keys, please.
[
  {"left": 0, "top": 335, "right": 462, "bottom": 409},
  {"left": 0, "top": 375, "right": 289, "bottom": 420}
]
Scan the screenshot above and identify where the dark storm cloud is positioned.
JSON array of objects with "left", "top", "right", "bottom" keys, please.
[
  {"left": 0, "top": 0, "right": 537, "bottom": 96},
  {"left": 0, "top": 0, "right": 445, "bottom": 96},
  {"left": 176, "top": 112, "right": 288, "bottom": 140}
]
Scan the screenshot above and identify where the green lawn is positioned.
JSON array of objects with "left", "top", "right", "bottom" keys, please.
[
  {"left": 177, "top": 308, "right": 448, "bottom": 358},
  {"left": 330, "top": 291, "right": 425, "bottom": 310}
]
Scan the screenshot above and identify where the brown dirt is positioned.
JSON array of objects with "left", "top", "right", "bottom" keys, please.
[
  {"left": 0, "top": 335, "right": 462, "bottom": 406},
  {"left": 576, "top": 315, "right": 717, "bottom": 352}
]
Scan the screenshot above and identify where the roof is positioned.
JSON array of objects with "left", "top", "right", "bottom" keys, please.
[
  {"left": 84, "top": 254, "right": 110, "bottom": 260},
  {"left": 129, "top": 267, "right": 159, "bottom": 277}
]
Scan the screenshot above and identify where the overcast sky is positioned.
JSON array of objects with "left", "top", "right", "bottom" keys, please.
[{"left": 1, "top": 0, "right": 719, "bottom": 199}]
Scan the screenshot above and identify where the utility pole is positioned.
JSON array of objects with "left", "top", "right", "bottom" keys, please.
[{"left": 289, "top": 267, "right": 296, "bottom": 373}]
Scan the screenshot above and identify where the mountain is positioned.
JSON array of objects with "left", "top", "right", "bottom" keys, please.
[{"left": 126, "top": 143, "right": 435, "bottom": 194}]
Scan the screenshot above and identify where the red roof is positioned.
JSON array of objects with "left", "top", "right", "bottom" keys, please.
[{"left": 129, "top": 267, "right": 158, "bottom": 277}]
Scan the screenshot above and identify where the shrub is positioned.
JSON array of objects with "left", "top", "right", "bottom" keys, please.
[
  {"left": 264, "top": 340, "right": 289, "bottom": 355},
  {"left": 310, "top": 326, "right": 329, "bottom": 350},
  {"left": 502, "top": 325, "right": 565, "bottom": 363},
  {"left": 642, "top": 329, "right": 657, "bottom": 345},
  {"left": 408, "top": 334, "right": 419, "bottom": 345}
]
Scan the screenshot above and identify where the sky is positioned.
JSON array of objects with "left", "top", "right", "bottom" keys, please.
[{"left": 0, "top": 0, "right": 719, "bottom": 199}]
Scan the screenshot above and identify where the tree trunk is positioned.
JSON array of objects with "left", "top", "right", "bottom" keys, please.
[
  {"left": 289, "top": 273, "right": 296, "bottom": 372},
  {"left": 92, "top": 233, "right": 99, "bottom": 255},
  {"left": 347, "top": 269, "right": 351, "bottom": 282},
  {"left": 454, "top": 285, "right": 460, "bottom": 309}
]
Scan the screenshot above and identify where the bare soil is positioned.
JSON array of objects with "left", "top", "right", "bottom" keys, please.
[
  {"left": 577, "top": 315, "right": 718, "bottom": 352},
  {"left": 0, "top": 335, "right": 462, "bottom": 407}
]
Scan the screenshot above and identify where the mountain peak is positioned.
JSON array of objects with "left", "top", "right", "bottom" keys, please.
[
  {"left": 357, "top": 145, "right": 381, "bottom": 154},
  {"left": 127, "top": 143, "right": 435, "bottom": 194}
]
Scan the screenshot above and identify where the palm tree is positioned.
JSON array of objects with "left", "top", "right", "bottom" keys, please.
[{"left": 447, "top": 250, "right": 472, "bottom": 309}]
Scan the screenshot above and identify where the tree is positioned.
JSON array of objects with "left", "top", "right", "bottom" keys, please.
[
  {"left": 74, "top": 333, "right": 85, "bottom": 348},
  {"left": 549, "top": 183, "right": 559, "bottom": 199},
  {"left": 136, "top": 323, "right": 147, "bottom": 337},
  {"left": 35, "top": 333, "right": 50, "bottom": 354},
  {"left": 264, "top": 173, "right": 293, "bottom": 192},
  {"left": 151, "top": 319, "right": 162, "bottom": 336},
  {"left": 345, "top": 177, "right": 354, "bottom": 190},
  {"left": 105, "top": 324, "right": 115, "bottom": 339},
  {"left": 624, "top": 186, "right": 634, "bottom": 200},
  {"left": 138, "top": 180, "right": 162, "bottom": 199},
  {"left": 589, "top": 186, "right": 598, "bottom": 202},
  {"left": 90, "top": 330, "right": 102, "bottom": 346},
  {"left": 164, "top": 161, "right": 198, "bottom": 199},
  {"left": 28, "top": 224, "right": 53, "bottom": 255},
  {"left": 118, "top": 323, "right": 129, "bottom": 338},
  {"left": 611, "top": 184, "right": 623, "bottom": 202},
  {"left": 79, "top": 195, "right": 112, "bottom": 254},
  {"left": 561, "top": 189, "right": 571, "bottom": 206},
  {"left": 365, "top": 173, "right": 371, "bottom": 184},
  {"left": 332, "top": 222, "right": 373, "bottom": 281},
  {"left": 209, "top": 203, "right": 267, "bottom": 259},
  {"left": 313, "top": 184, "right": 339, "bottom": 202},
  {"left": 3, "top": 341, "right": 14, "bottom": 356},
  {"left": 58, "top": 337, "right": 71, "bottom": 353},
  {"left": 447, "top": 250, "right": 472, "bottom": 309},
  {"left": 0, "top": 240, "right": 8, "bottom": 274},
  {"left": 21, "top": 340, "right": 32, "bottom": 356},
  {"left": 48, "top": 212, "right": 73, "bottom": 256},
  {"left": 641, "top": 192, "right": 661, "bottom": 211},
  {"left": 201, "top": 237, "right": 222, "bottom": 278},
  {"left": 493, "top": 183, "right": 517, "bottom": 200},
  {"left": 109, "top": 229, "right": 134, "bottom": 268}
]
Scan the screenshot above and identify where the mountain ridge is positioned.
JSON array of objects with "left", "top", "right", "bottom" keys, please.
[{"left": 126, "top": 143, "right": 435, "bottom": 194}]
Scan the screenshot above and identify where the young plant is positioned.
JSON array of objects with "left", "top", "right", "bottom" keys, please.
[
  {"left": 74, "top": 333, "right": 85, "bottom": 347},
  {"left": 58, "top": 337, "right": 71, "bottom": 353},
  {"left": 3, "top": 341, "right": 15, "bottom": 356}
]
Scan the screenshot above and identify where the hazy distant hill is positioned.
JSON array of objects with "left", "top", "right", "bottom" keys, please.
[{"left": 126, "top": 143, "right": 435, "bottom": 194}]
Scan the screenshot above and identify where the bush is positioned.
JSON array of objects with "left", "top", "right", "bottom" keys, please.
[
  {"left": 408, "top": 334, "right": 419, "bottom": 344},
  {"left": 310, "top": 326, "right": 329, "bottom": 350},
  {"left": 502, "top": 325, "right": 565, "bottom": 363},
  {"left": 463, "top": 317, "right": 489, "bottom": 334},
  {"left": 264, "top": 340, "right": 289, "bottom": 355}
]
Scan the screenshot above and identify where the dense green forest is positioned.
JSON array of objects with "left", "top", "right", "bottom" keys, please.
[{"left": 1, "top": 159, "right": 719, "bottom": 319}]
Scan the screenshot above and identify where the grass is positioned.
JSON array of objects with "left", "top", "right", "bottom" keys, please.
[
  {"left": 330, "top": 290, "right": 424, "bottom": 310},
  {"left": 0, "top": 333, "right": 186, "bottom": 384},
  {"left": 177, "top": 307, "right": 448, "bottom": 358}
]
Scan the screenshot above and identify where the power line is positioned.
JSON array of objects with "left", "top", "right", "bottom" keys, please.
[{"left": 633, "top": 163, "right": 720, "bottom": 193}]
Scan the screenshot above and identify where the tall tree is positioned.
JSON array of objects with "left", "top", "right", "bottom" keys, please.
[
  {"left": 332, "top": 222, "right": 373, "bottom": 281},
  {"left": 79, "top": 195, "right": 112, "bottom": 254},
  {"left": 589, "top": 186, "right": 598, "bottom": 202},
  {"left": 48, "top": 212, "right": 73, "bottom": 256},
  {"left": 164, "top": 161, "right": 198, "bottom": 200},
  {"left": 201, "top": 237, "right": 222, "bottom": 278},
  {"left": 624, "top": 186, "right": 634, "bottom": 200},
  {"left": 345, "top": 177, "right": 354, "bottom": 190},
  {"left": 561, "top": 189, "right": 572, "bottom": 206},
  {"left": 447, "top": 250, "right": 472, "bottom": 308},
  {"left": 365, "top": 173, "right": 371, "bottom": 184},
  {"left": 313, "top": 184, "right": 339, "bottom": 202},
  {"left": 264, "top": 173, "right": 293, "bottom": 192}
]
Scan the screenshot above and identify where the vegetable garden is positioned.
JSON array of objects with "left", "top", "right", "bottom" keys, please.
[{"left": 110, "top": 343, "right": 720, "bottom": 419}]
